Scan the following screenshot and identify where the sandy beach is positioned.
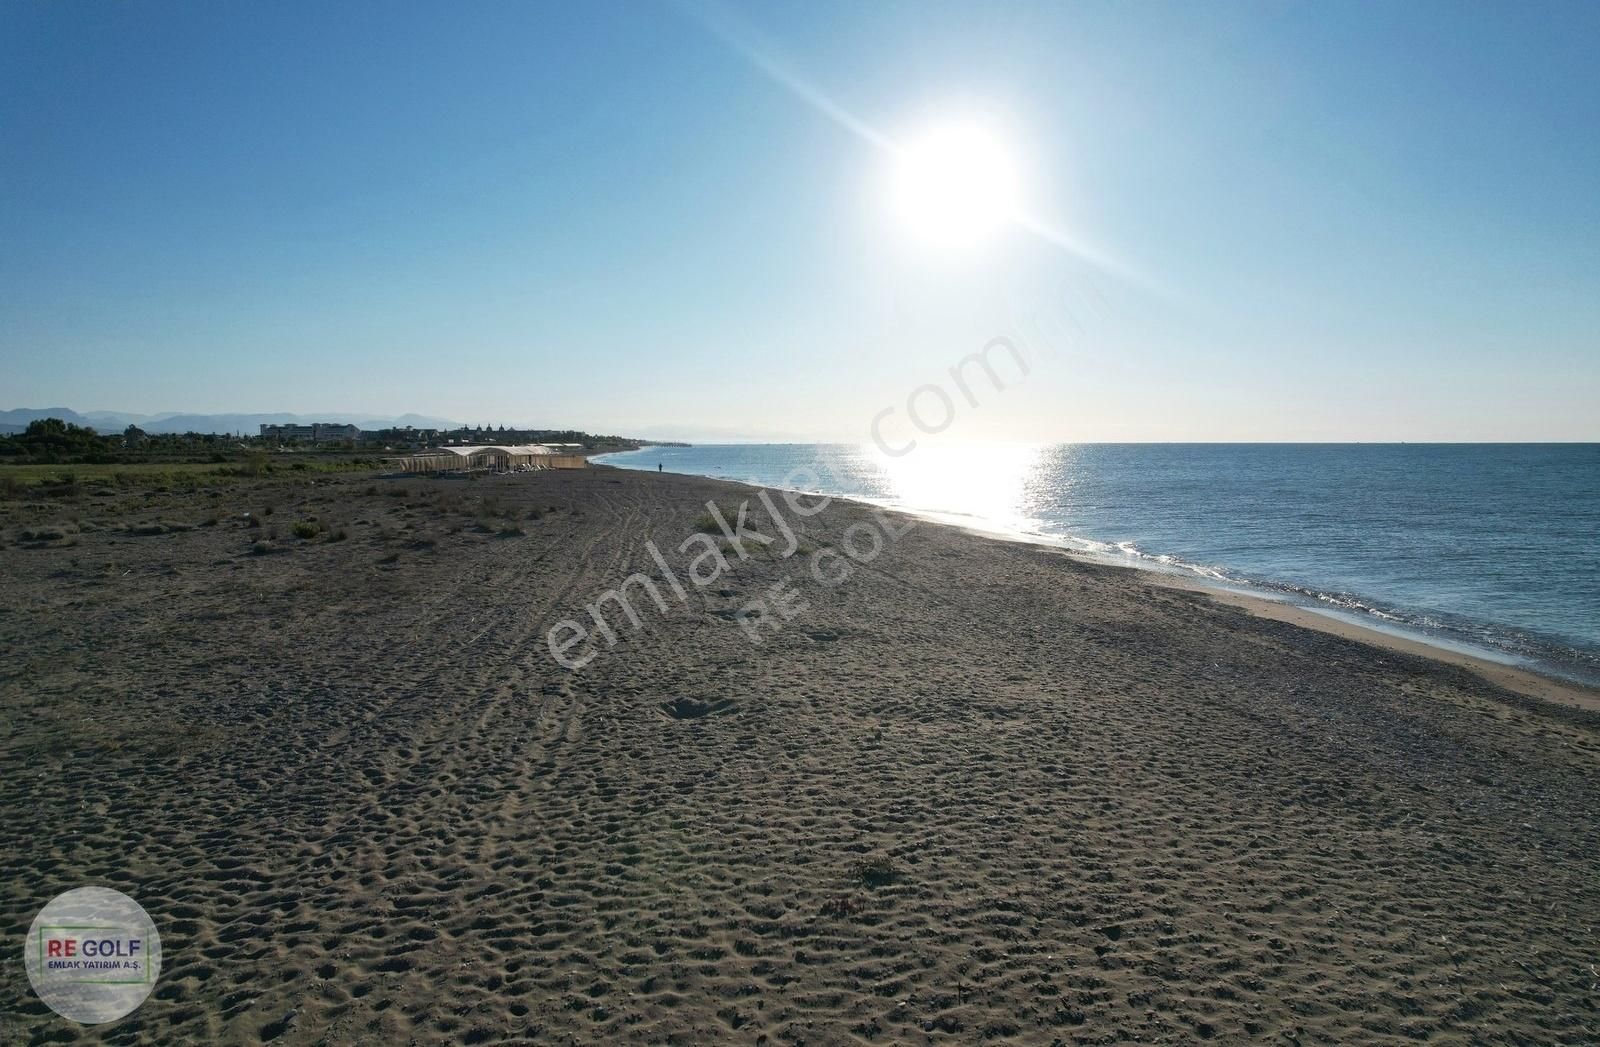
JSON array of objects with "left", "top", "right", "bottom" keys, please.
[{"left": 4, "top": 466, "right": 1599, "bottom": 1045}]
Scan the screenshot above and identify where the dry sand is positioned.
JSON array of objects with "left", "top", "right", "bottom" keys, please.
[{"left": 2, "top": 467, "right": 1599, "bottom": 1045}]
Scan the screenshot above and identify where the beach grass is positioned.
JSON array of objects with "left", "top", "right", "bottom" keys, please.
[{"left": 0, "top": 457, "right": 384, "bottom": 493}]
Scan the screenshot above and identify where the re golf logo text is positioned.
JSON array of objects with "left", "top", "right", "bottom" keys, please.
[
  {"left": 42, "top": 930, "right": 147, "bottom": 975},
  {"left": 26, "top": 886, "right": 162, "bottom": 1023}
]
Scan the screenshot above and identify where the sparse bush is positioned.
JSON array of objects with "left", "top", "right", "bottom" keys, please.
[
  {"left": 327, "top": 528, "right": 348, "bottom": 542},
  {"left": 292, "top": 521, "right": 320, "bottom": 540},
  {"left": 820, "top": 896, "right": 862, "bottom": 918},
  {"left": 719, "top": 534, "right": 763, "bottom": 558},
  {"left": 250, "top": 540, "right": 277, "bottom": 555},
  {"left": 848, "top": 855, "right": 901, "bottom": 888}
]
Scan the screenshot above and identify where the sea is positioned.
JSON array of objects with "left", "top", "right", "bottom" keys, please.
[{"left": 595, "top": 443, "right": 1600, "bottom": 686}]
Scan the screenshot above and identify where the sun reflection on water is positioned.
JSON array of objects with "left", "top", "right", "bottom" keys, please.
[{"left": 860, "top": 442, "right": 1046, "bottom": 535}]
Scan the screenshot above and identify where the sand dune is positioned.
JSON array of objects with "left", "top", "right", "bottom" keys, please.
[{"left": 3, "top": 468, "right": 1598, "bottom": 1044}]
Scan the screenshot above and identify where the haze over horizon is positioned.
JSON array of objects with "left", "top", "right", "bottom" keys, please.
[{"left": 3, "top": 1, "right": 1597, "bottom": 442}]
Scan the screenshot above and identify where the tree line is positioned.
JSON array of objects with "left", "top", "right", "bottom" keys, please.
[{"left": 0, "top": 418, "right": 248, "bottom": 464}]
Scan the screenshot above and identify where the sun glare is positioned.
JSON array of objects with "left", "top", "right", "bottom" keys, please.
[{"left": 888, "top": 119, "right": 1023, "bottom": 253}]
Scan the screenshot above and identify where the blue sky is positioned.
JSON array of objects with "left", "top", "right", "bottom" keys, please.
[{"left": 2, "top": 0, "right": 1595, "bottom": 440}]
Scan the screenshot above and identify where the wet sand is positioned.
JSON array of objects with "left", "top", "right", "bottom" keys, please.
[
  {"left": 1141, "top": 571, "right": 1600, "bottom": 713},
  {"left": 3, "top": 467, "right": 1599, "bottom": 1044}
]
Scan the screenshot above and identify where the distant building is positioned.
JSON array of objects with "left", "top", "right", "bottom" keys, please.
[
  {"left": 260, "top": 423, "right": 313, "bottom": 441},
  {"left": 259, "top": 423, "right": 361, "bottom": 443}
]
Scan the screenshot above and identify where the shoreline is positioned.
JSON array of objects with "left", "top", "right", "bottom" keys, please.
[
  {"left": 1129, "top": 564, "right": 1600, "bottom": 713},
  {"left": 895, "top": 504, "right": 1600, "bottom": 713},
  {"left": 921, "top": 509, "right": 1600, "bottom": 713},
  {"left": 597, "top": 458, "right": 1600, "bottom": 713}
]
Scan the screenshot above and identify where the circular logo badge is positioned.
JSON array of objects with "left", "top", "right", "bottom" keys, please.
[{"left": 24, "top": 886, "right": 161, "bottom": 1025}]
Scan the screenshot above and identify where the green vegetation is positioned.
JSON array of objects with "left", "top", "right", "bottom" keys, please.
[
  {"left": 360, "top": 424, "right": 648, "bottom": 453},
  {"left": 0, "top": 418, "right": 243, "bottom": 464},
  {"left": 0, "top": 458, "right": 383, "bottom": 495},
  {"left": 694, "top": 502, "right": 733, "bottom": 533},
  {"left": 0, "top": 418, "right": 109, "bottom": 461},
  {"left": 0, "top": 418, "right": 386, "bottom": 497},
  {"left": 0, "top": 417, "right": 660, "bottom": 480}
]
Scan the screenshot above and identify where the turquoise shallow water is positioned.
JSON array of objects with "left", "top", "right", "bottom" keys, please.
[{"left": 597, "top": 443, "right": 1600, "bottom": 686}]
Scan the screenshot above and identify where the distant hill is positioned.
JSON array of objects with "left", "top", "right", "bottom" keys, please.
[
  {"left": 0, "top": 408, "right": 463, "bottom": 435},
  {"left": 0, "top": 407, "right": 97, "bottom": 431}
]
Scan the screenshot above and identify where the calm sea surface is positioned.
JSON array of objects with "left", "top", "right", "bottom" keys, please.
[{"left": 596, "top": 443, "right": 1600, "bottom": 685}]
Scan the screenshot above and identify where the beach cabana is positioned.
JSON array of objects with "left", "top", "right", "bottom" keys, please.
[{"left": 385, "top": 444, "right": 583, "bottom": 474}]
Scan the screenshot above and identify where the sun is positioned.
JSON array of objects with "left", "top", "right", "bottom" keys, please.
[{"left": 888, "top": 119, "right": 1023, "bottom": 253}]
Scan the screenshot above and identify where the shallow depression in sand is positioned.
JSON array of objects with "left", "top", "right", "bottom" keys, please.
[{"left": 658, "top": 698, "right": 739, "bottom": 720}]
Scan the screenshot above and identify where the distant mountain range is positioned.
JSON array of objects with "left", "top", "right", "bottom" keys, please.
[{"left": 0, "top": 408, "right": 464, "bottom": 436}]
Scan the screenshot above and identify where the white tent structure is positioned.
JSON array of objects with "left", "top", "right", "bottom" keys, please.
[{"left": 386, "top": 444, "right": 587, "bottom": 474}]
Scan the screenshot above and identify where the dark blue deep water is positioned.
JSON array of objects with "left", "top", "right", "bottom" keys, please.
[{"left": 597, "top": 444, "right": 1600, "bottom": 684}]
